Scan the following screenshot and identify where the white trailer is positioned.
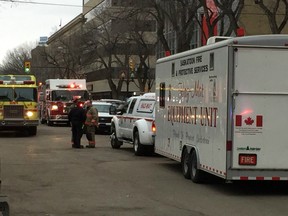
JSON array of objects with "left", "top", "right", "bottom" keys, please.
[{"left": 155, "top": 35, "right": 288, "bottom": 183}]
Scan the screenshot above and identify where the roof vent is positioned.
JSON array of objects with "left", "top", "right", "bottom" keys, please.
[{"left": 207, "top": 36, "right": 232, "bottom": 45}]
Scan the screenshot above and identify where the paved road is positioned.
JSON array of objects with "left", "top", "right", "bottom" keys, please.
[{"left": 1, "top": 125, "right": 288, "bottom": 216}]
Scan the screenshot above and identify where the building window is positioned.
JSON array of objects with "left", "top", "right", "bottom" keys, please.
[{"left": 87, "top": 84, "right": 93, "bottom": 91}]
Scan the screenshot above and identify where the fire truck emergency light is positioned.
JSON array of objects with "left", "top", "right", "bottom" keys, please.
[
  {"left": 56, "top": 83, "right": 81, "bottom": 89},
  {"left": 70, "top": 83, "right": 82, "bottom": 88},
  {"left": 0, "top": 80, "right": 35, "bottom": 85}
]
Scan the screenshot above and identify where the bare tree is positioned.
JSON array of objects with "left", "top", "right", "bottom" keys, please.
[
  {"left": 150, "top": 0, "right": 245, "bottom": 54},
  {"left": 82, "top": 12, "right": 129, "bottom": 99},
  {"left": 128, "top": 9, "right": 157, "bottom": 93},
  {"left": 31, "top": 46, "right": 58, "bottom": 83},
  {"left": 151, "top": 0, "right": 202, "bottom": 54},
  {"left": 199, "top": 0, "right": 244, "bottom": 41},
  {"left": 0, "top": 0, "right": 23, "bottom": 7},
  {"left": 38, "top": 33, "right": 84, "bottom": 79},
  {"left": 82, "top": 5, "right": 156, "bottom": 99},
  {"left": 216, "top": 0, "right": 244, "bottom": 36},
  {"left": 255, "top": 0, "right": 288, "bottom": 33},
  {"left": 0, "top": 43, "right": 34, "bottom": 75}
]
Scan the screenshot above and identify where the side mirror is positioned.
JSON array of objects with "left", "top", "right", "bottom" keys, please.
[
  {"left": 117, "top": 109, "right": 124, "bottom": 115},
  {"left": 116, "top": 103, "right": 128, "bottom": 115},
  {"left": 109, "top": 105, "right": 117, "bottom": 115}
]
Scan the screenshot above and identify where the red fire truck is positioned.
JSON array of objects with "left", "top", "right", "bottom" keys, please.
[{"left": 38, "top": 79, "right": 90, "bottom": 126}]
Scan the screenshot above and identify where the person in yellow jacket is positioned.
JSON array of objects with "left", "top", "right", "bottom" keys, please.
[{"left": 84, "top": 100, "right": 99, "bottom": 148}]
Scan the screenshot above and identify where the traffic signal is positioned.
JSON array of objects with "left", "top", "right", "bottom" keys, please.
[
  {"left": 24, "top": 61, "right": 31, "bottom": 73},
  {"left": 129, "top": 59, "right": 134, "bottom": 71}
]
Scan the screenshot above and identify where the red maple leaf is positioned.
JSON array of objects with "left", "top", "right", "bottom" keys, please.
[{"left": 244, "top": 117, "right": 254, "bottom": 125}]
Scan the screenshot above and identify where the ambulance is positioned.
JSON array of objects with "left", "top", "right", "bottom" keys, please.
[
  {"left": 155, "top": 35, "right": 288, "bottom": 183},
  {"left": 39, "top": 79, "right": 89, "bottom": 126}
]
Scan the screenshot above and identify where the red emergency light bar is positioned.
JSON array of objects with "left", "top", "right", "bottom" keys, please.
[
  {"left": 56, "top": 83, "right": 82, "bottom": 89},
  {"left": 0, "top": 80, "right": 35, "bottom": 85},
  {"left": 23, "top": 80, "right": 35, "bottom": 84}
]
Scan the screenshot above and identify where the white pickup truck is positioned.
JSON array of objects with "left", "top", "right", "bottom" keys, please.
[{"left": 110, "top": 93, "right": 156, "bottom": 155}]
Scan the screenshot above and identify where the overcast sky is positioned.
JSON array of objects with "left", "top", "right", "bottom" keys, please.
[{"left": 0, "top": 0, "right": 82, "bottom": 63}]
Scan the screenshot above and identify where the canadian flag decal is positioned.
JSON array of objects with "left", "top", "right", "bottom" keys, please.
[{"left": 235, "top": 115, "right": 263, "bottom": 127}]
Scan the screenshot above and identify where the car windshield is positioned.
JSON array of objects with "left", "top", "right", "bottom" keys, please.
[{"left": 93, "top": 104, "right": 111, "bottom": 113}]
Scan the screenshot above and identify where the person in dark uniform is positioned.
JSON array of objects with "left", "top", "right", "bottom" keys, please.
[{"left": 68, "top": 98, "right": 86, "bottom": 149}]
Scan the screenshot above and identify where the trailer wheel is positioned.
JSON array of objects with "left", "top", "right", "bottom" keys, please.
[
  {"left": 181, "top": 148, "right": 191, "bottom": 179},
  {"left": 110, "top": 125, "right": 122, "bottom": 149},
  {"left": 190, "top": 150, "right": 204, "bottom": 183},
  {"left": 133, "top": 131, "right": 143, "bottom": 156}
]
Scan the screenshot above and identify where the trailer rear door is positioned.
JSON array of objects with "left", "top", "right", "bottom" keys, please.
[{"left": 232, "top": 47, "right": 288, "bottom": 169}]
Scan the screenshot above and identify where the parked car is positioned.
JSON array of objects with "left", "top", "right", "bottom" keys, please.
[{"left": 92, "top": 101, "right": 117, "bottom": 133}]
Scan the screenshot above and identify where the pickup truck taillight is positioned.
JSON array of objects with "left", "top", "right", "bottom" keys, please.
[{"left": 152, "top": 121, "right": 156, "bottom": 133}]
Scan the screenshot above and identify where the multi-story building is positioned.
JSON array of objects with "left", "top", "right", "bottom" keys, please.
[
  {"left": 82, "top": 0, "right": 157, "bottom": 99},
  {"left": 31, "top": 14, "right": 86, "bottom": 83},
  {"left": 32, "top": 0, "right": 288, "bottom": 99}
]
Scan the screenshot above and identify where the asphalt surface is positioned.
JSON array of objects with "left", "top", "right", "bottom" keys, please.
[{"left": 1, "top": 125, "right": 288, "bottom": 216}]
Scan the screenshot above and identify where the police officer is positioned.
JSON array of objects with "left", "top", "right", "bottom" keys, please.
[
  {"left": 68, "top": 98, "right": 86, "bottom": 149},
  {"left": 84, "top": 100, "right": 98, "bottom": 148}
]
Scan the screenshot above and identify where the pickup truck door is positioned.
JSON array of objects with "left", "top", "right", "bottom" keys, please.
[{"left": 119, "top": 98, "right": 137, "bottom": 139}]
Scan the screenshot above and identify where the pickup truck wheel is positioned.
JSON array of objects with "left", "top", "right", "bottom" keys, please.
[
  {"left": 181, "top": 148, "right": 191, "bottom": 179},
  {"left": 110, "top": 132, "right": 122, "bottom": 149},
  {"left": 133, "top": 131, "right": 143, "bottom": 156},
  {"left": 190, "top": 150, "right": 205, "bottom": 183}
]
